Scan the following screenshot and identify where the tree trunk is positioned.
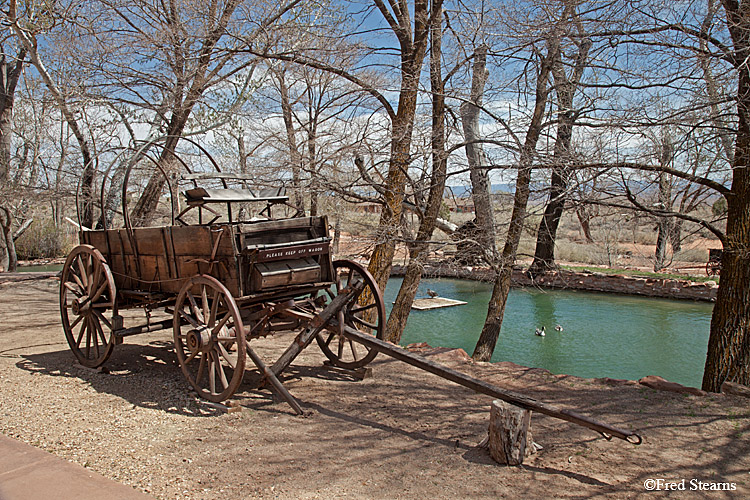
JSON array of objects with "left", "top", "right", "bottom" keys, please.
[
  {"left": 385, "top": 4, "right": 447, "bottom": 344},
  {"left": 670, "top": 219, "right": 682, "bottom": 253},
  {"left": 473, "top": 47, "right": 555, "bottom": 361},
  {"left": 528, "top": 164, "right": 568, "bottom": 276},
  {"left": 575, "top": 205, "right": 594, "bottom": 242},
  {"left": 11, "top": 17, "right": 95, "bottom": 228},
  {"left": 308, "top": 126, "right": 318, "bottom": 217},
  {"left": 487, "top": 400, "right": 534, "bottom": 466},
  {"left": 0, "top": 206, "right": 17, "bottom": 272},
  {"left": 528, "top": 35, "right": 590, "bottom": 277},
  {"left": 129, "top": 111, "right": 190, "bottom": 227},
  {"left": 654, "top": 218, "right": 669, "bottom": 272},
  {"left": 0, "top": 46, "right": 26, "bottom": 186},
  {"left": 703, "top": 0, "right": 750, "bottom": 391},
  {"left": 460, "top": 45, "right": 496, "bottom": 256},
  {"left": 653, "top": 136, "right": 674, "bottom": 272},
  {"left": 127, "top": 0, "right": 244, "bottom": 226},
  {"left": 277, "top": 69, "right": 305, "bottom": 213},
  {"left": 366, "top": 1, "right": 434, "bottom": 292}
]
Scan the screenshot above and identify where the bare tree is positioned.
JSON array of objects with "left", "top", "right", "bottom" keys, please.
[
  {"left": 97, "top": 0, "right": 304, "bottom": 226},
  {"left": 8, "top": 0, "right": 97, "bottom": 229},
  {"left": 386, "top": 2, "right": 448, "bottom": 344},
  {"left": 471, "top": 0, "right": 582, "bottom": 362},
  {"left": 528, "top": 13, "right": 591, "bottom": 276},
  {"left": 0, "top": 33, "right": 26, "bottom": 271},
  {"left": 460, "top": 44, "right": 496, "bottom": 257}
]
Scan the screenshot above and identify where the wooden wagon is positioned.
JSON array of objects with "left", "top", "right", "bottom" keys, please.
[
  {"left": 59, "top": 143, "right": 641, "bottom": 448},
  {"left": 59, "top": 148, "right": 384, "bottom": 408},
  {"left": 706, "top": 248, "right": 723, "bottom": 276}
]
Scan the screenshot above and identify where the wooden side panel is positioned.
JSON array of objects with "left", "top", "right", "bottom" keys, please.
[
  {"left": 79, "top": 224, "right": 240, "bottom": 297},
  {"left": 251, "top": 257, "right": 321, "bottom": 291},
  {"left": 237, "top": 216, "right": 332, "bottom": 295}
]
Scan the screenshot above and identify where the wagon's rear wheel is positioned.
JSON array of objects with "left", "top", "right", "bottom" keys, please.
[
  {"left": 706, "top": 260, "right": 721, "bottom": 277},
  {"left": 173, "top": 276, "right": 246, "bottom": 402},
  {"left": 316, "top": 259, "right": 385, "bottom": 369},
  {"left": 60, "top": 245, "right": 117, "bottom": 368}
]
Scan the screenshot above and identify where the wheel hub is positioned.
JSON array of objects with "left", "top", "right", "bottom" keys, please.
[
  {"left": 186, "top": 328, "right": 213, "bottom": 354},
  {"left": 71, "top": 296, "right": 90, "bottom": 315}
]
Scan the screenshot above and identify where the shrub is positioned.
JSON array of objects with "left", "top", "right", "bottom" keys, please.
[
  {"left": 14, "top": 220, "right": 74, "bottom": 260},
  {"left": 712, "top": 197, "right": 728, "bottom": 216}
]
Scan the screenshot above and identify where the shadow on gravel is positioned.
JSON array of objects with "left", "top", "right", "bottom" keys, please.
[
  {"left": 14, "top": 341, "right": 355, "bottom": 420},
  {"left": 15, "top": 341, "right": 259, "bottom": 418}
]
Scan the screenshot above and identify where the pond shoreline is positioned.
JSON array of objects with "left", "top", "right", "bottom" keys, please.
[
  {"left": 5, "top": 258, "right": 717, "bottom": 302},
  {"left": 391, "top": 263, "right": 718, "bottom": 302}
]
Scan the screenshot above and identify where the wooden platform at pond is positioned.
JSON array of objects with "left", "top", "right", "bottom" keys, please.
[{"left": 411, "top": 297, "right": 467, "bottom": 310}]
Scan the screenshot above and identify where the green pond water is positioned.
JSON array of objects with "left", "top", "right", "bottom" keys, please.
[
  {"left": 17, "top": 264, "right": 63, "bottom": 272},
  {"left": 384, "top": 277, "right": 714, "bottom": 388}
]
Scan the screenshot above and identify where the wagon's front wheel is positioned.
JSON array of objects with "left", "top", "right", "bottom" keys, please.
[
  {"left": 316, "top": 259, "right": 385, "bottom": 369},
  {"left": 59, "top": 245, "right": 117, "bottom": 368},
  {"left": 173, "top": 276, "right": 246, "bottom": 402}
]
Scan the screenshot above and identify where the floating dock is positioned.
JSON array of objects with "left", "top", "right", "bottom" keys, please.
[{"left": 410, "top": 297, "right": 467, "bottom": 311}]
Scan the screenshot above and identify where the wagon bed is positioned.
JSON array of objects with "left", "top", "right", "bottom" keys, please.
[{"left": 80, "top": 216, "right": 333, "bottom": 300}]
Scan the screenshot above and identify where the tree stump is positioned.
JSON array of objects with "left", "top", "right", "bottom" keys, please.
[{"left": 488, "top": 400, "right": 535, "bottom": 465}]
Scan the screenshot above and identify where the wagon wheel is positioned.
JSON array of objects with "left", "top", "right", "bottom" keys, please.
[
  {"left": 173, "top": 276, "right": 246, "bottom": 402},
  {"left": 706, "top": 260, "right": 721, "bottom": 277},
  {"left": 59, "top": 245, "right": 117, "bottom": 368},
  {"left": 316, "top": 259, "right": 385, "bottom": 369}
]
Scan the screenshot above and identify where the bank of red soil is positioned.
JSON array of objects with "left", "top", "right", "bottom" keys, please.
[{"left": 391, "top": 264, "right": 718, "bottom": 302}]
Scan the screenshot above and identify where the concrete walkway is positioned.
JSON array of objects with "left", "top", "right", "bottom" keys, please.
[{"left": 0, "top": 434, "right": 152, "bottom": 500}]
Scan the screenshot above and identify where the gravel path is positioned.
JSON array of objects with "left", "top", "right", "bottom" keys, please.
[{"left": 1, "top": 278, "right": 748, "bottom": 499}]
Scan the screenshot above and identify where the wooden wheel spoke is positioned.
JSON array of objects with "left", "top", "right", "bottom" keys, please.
[
  {"left": 214, "top": 334, "right": 237, "bottom": 343},
  {"left": 90, "top": 280, "right": 109, "bottom": 304},
  {"left": 92, "top": 309, "right": 113, "bottom": 331},
  {"left": 201, "top": 287, "right": 210, "bottom": 321},
  {"left": 77, "top": 256, "right": 89, "bottom": 289},
  {"left": 186, "top": 291, "right": 205, "bottom": 323},
  {"left": 92, "top": 317, "right": 101, "bottom": 358},
  {"left": 75, "top": 319, "right": 88, "bottom": 348},
  {"left": 183, "top": 346, "right": 199, "bottom": 364},
  {"left": 69, "top": 313, "right": 84, "bottom": 330},
  {"left": 348, "top": 339, "right": 360, "bottom": 361},
  {"left": 211, "top": 312, "right": 232, "bottom": 335},
  {"left": 208, "top": 354, "right": 217, "bottom": 394},
  {"left": 70, "top": 271, "right": 86, "bottom": 291},
  {"left": 324, "top": 331, "right": 335, "bottom": 346},
  {"left": 336, "top": 333, "right": 344, "bottom": 359},
  {"left": 196, "top": 353, "right": 207, "bottom": 384},
  {"left": 91, "top": 315, "right": 108, "bottom": 347},
  {"left": 213, "top": 351, "right": 230, "bottom": 389},
  {"left": 217, "top": 343, "right": 237, "bottom": 370},
  {"left": 91, "top": 261, "right": 102, "bottom": 296},
  {"left": 178, "top": 308, "right": 202, "bottom": 328},
  {"left": 64, "top": 281, "right": 84, "bottom": 297},
  {"left": 351, "top": 302, "right": 377, "bottom": 314},
  {"left": 351, "top": 315, "right": 378, "bottom": 330},
  {"left": 335, "top": 271, "right": 343, "bottom": 291},
  {"left": 208, "top": 290, "right": 220, "bottom": 328},
  {"left": 85, "top": 317, "right": 92, "bottom": 358}
]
